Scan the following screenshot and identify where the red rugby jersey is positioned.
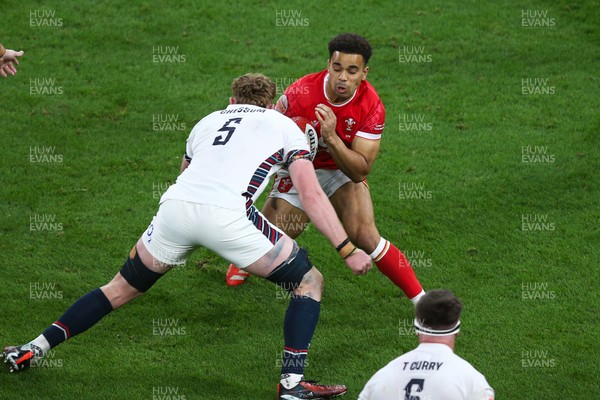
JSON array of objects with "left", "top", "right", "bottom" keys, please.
[{"left": 275, "top": 70, "right": 385, "bottom": 170}]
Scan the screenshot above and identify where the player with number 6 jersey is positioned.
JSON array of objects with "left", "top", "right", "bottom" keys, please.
[{"left": 358, "top": 290, "right": 495, "bottom": 400}]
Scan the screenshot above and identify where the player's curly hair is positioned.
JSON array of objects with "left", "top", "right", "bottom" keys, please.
[
  {"left": 231, "top": 73, "right": 276, "bottom": 108},
  {"left": 415, "top": 289, "right": 463, "bottom": 330},
  {"left": 328, "top": 33, "right": 373, "bottom": 65}
]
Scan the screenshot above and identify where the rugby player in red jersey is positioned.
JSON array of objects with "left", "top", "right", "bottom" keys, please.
[{"left": 227, "top": 33, "right": 425, "bottom": 305}]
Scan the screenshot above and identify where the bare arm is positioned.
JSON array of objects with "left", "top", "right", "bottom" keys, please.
[
  {"left": 315, "top": 104, "right": 380, "bottom": 182},
  {"left": 180, "top": 155, "right": 190, "bottom": 173},
  {"left": 324, "top": 135, "right": 380, "bottom": 182}
]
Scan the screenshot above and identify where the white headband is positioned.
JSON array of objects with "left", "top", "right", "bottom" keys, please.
[{"left": 414, "top": 318, "right": 461, "bottom": 336}]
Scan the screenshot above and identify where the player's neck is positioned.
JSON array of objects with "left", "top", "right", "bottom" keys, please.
[{"left": 418, "top": 335, "right": 455, "bottom": 351}]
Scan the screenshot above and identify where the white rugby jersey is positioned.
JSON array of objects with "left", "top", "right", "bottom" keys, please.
[
  {"left": 160, "top": 104, "right": 310, "bottom": 210},
  {"left": 359, "top": 343, "right": 494, "bottom": 400}
]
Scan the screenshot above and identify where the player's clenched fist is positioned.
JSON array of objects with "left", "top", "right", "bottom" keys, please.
[{"left": 344, "top": 249, "right": 372, "bottom": 275}]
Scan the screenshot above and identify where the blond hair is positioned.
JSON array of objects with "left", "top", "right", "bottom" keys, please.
[{"left": 231, "top": 73, "right": 276, "bottom": 108}]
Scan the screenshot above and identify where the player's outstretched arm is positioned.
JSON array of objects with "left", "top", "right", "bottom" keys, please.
[{"left": 288, "top": 158, "right": 372, "bottom": 275}]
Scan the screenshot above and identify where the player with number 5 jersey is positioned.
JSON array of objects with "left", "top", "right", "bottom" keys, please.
[{"left": 3, "top": 73, "right": 371, "bottom": 400}]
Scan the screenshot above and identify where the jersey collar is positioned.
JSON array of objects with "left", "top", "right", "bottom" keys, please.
[
  {"left": 226, "top": 104, "right": 263, "bottom": 110},
  {"left": 416, "top": 342, "right": 455, "bottom": 354}
]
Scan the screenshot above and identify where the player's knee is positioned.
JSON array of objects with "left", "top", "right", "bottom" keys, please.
[
  {"left": 297, "top": 267, "right": 323, "bottom": 297},
  {"left": 265, "top": 245, "right": 315, "bottom": 293}
]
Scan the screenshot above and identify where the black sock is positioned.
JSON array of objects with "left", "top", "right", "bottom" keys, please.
[
  {"left": 281, "top": 295, "right": 321, "bottom": 375},
  {"left": 42, "top": 288, "right": 113, "bottom": 348}
]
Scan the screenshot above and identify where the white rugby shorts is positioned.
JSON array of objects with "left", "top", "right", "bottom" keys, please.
[
  {"left": 268, "top": 168, "right": 353, "bottom": 210},
  {"left": 142, "top": 200, "right": 281, "bottom": 267}
]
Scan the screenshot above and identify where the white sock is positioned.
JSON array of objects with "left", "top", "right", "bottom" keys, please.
[
  {"left": 29, "top": 334, "right": 51, "bottom": 356},
  {"left": 410, "top": 290, "right": 426, "bottom": 305},
  {"left": 280, "top": 373, "right": 303, "bottom": 389},
  {"left": 369, "top": 237, "right": 387, "bottom": 259}
]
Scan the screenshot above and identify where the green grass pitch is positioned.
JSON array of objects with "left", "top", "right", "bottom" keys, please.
[{"left": 1, "top": 0, "right": 598, "bottom": 399}]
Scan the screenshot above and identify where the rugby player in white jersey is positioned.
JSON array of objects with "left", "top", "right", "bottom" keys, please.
[
  {"left": 3, "top": 73, "right": 371, "bottom": 399},
  {"left": 359, "top": 289, "right": 495, "bottom": 400}
]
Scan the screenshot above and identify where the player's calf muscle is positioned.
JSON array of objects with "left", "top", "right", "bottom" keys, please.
[
  {"left": 332, "top": 186, "right": 380, "bottom": 252},
  {"left": 347, "top": 225, "right": 380, "bottom": 254},
  {"left": 338, "top": 212, "right": 379, "bottom": 252}
]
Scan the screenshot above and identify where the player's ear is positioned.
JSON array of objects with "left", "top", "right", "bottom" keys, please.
[
  {"left": 362, "top": 66, "right": 369, "bottom": 80},
  {"left": 229, "top": 97, "right": 236, "bottom": 104}
]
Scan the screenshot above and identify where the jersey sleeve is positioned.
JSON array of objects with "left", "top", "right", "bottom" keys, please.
[
  {"left": 184, "top": 126, "right": 198, "bottom": 161},
  {"left": 357, "top": 367, "right": 393, "bottom": 400},
  {"left": 467, "top": 388, "right": 495, "bottom": 400},
  {"left": 466, "top": 370, "right": 495, "bottom": 400},
  {"left": 279, "top": 115, "right": 311, "bottom": 168},
  {"left": 356, "top": 99, "right": 385, "bottom": 141}
]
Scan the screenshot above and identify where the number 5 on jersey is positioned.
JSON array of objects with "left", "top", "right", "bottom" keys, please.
[{"left": 213, "top": 118, "right": 242, "bottom": 146}]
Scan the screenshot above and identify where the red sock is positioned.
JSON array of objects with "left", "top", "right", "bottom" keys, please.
[{"left": 371, "top": 238, "right": 423, "bottom": 299}]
